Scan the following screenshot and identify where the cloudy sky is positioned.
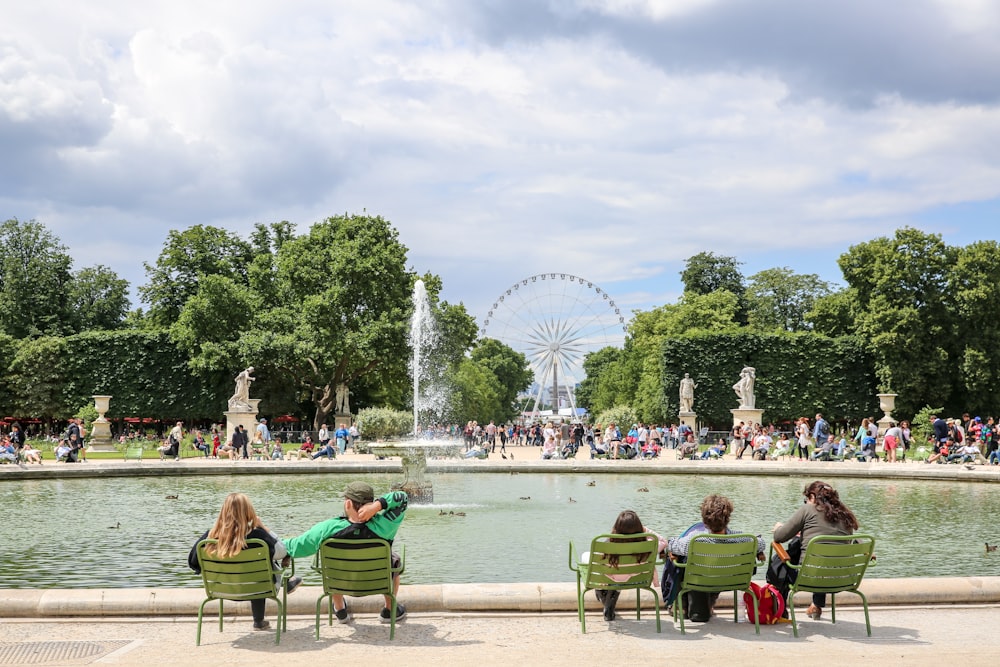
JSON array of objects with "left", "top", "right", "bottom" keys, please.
[{"left": 4, "top": 0, "right": 1000, "bottom": 336}]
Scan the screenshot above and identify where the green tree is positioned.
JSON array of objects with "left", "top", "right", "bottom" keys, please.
[
  {"left": 951, "top": 240, "right": 1000, "bottom": 413},
  {"left": 447, "top": 357, "right": 502, "bottom": 423},
  {"left": 140, "top": 225, "right": 254, "bottom": 327},
  {"left": 576, "top": 346, "right": 630, "bottom": 416},
  {"left": 807, "top": 288, "right": 859, "bottom": 337},
  {"left": 0, "top": 218, "right": 73, "bottom": 338},
  {"left": 168, "top": 215, "right": 417, "bottom": 428},
  {"left": 837, "top": 227, "right": 956, "bottom": 416},
  {"left": 470, "top": 338, "right": 533, "bottom": 421},
  {"left": 628, "top": 291, "right": 741, "bottom": 421},
  {"left": 746, "top": 267, "right": 831, "bottom": 332},
  {"left": 680, "top": 251, "right": 747, "bottom": 323},
  {"left": 69, "top": 265, "right": 131, "bottom": 331}
]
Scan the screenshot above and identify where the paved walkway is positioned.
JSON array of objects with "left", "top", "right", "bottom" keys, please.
[{"left": 3, "top": 605, "right": 998, "bottom": 666}]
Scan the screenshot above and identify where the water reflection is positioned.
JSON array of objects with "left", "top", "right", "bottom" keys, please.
[{"left": 2, "top": 473, "right": 998, "bottom": 588}]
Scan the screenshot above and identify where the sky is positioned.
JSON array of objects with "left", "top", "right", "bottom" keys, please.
[{"left": 4, "top": 0, "right": 1000, "bottom": 340}]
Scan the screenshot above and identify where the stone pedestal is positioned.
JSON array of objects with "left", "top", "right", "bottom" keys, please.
[
  {"left": 333, "top": 413, "right": 353, "bottom": 427},
  {"left": 87, "top": 395, "right": 117, "bottom": 453},
  {"left": 731, "top": 408, "right": 764, "bottom": 429},
  {"left": 226, "top": 399, "right": 261, "bottom": 444},
  {"left": 678, "top": 412, "right": 697, "bottom": 431},
  {"left": 876, "top": 393, "right": 898, "bottom": 436}
]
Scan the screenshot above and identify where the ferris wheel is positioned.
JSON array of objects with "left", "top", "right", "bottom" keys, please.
[{"left": 481, "top": 273, "right": 627, "bottom": 419}]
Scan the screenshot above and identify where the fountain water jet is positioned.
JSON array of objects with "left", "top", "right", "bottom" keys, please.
[{"left": 369, "top": 279, "right": 460, "bottom": 502}]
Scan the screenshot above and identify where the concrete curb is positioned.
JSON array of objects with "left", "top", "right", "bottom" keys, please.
[
  {"left": 3, "top": 455, "right": 1000, "bottom": 483},
  {"left": 4, "top": 577, "right": 1000, "bottom": 617}
]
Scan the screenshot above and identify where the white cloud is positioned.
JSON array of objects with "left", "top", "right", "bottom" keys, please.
[{"left": 2, "top": 0, "right": 1000, "bottom": 322}]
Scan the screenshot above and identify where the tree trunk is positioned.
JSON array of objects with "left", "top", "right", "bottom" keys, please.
[{"left": 312, "top": 384, "right": 336, "bottom": 431}]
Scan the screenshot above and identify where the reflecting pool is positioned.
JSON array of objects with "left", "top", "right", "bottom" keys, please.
[{"left": 2, "top": 473, "right": 998, "bottom": 588}]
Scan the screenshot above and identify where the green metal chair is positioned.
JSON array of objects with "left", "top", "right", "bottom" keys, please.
[
  {"left": 568, "top": 533, "right": 662, "bottom": 634},
  {"left": 778, "top": 534, "right": 875, "bottom": 637},
  {"left": 124, "top": 445, "right": 143, "bottom": 461},
  {"left": 312, "top": 538, "right": 406, "bottom": 639},
  {"left": 672, "top": 533, "right": 761, "bottom": 635},
  {"left": 194, "top": 538, "right": 289, "bottom": 645}
]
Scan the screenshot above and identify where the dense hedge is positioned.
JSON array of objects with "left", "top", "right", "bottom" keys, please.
[
  {"left": 3, "top": 330, "right": 228, "bottom": 420},
  {"left": 658, "top": 332, "right": 878, "bottom": 427}
]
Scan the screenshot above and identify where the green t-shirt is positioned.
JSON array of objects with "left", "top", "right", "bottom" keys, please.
[{"left": 284, "top": 490, "right": 408, "bottom": 559}]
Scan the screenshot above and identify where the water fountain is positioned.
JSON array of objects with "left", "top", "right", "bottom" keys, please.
[{"left": 368, "top": 279, "right": 461, "bottom": 502}]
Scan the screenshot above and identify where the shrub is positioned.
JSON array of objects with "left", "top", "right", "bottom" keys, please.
[
  {"left": 355, "top": 407, "right": 411, "bottom": 441},
  {"left": 594, "top": 405, "right": 638, "bottom": 430}
]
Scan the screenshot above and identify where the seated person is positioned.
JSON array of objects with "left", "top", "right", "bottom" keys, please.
[
  {"left": 0, "top": 440, "right": 16, "bottom": 463},
  {"left": 770, "top": 434, "right": 791, "bottom": 460},
  {"left": 948, "top": 442, "right": 987, "bottom": 464},
  {"left": 589, "top": 438, "right": 608, "bottom": 459},
  {"left": 857, "top": 434, "right": 878, "bottom": 461},
  {"left": 811, "top": 435, "right": 836, "bottom": 461},
  {"left": 541, "top": 436, "right": 558, "bottom": 459},
  {"left": 55, "top": 439, "right": 72, "bottom": 461},
  {"left": 832, "top": 437, "right": 849, "bottom": 458},
  {"left": 287, "top": 436, "right": 316, "bottom": 460},
  {"left": 464, "top": 445, "right": 488, "bottom": 459},
  {"left": 667, "top": 495, "right": 766, "bottom": 621},
  {"left": 192, "top": 431, "right": 210, "bottom": 457},
  {"left": 752, "top": 432, "right": 772, "bottom": 460},
  {"left": 311, "top": 440, "right": 338, "bottom": 460},
  {"left": 21, "top": 442, "right": 42, "bottom": 464},
  {"left": 189, "top": 492, "right": 301, "bottom": 631},
  {"left": 560, "top": 439, "right": 579, "bottom": 459},
  {"left": 270, "top": 439, "right": 284, "bottom": 460},
  {"left": 586, "top": 510, "right": 666, "bottom": 622},
  {"left": 641, "top": 440, "right": 661, "bottom": 459},
  {"left": 218, "top": 438, "right": 238, "bottom": 461},
  {"left": 284, "top": 482, "right": 408, "bottom": 624},
  {"left": 158, "top": 437, "right": 179, "bottom": 461},
  {"left": 927, "top": 439, "right": 951, "bottom": 464},
  {"left": 677, "top": 436, "right": 698, "bottom": 459},
  {"left": 700, "top": 439, "right": 726, "bottom": 460}
]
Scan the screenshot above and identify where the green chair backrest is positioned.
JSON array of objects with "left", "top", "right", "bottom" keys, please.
[
  {"left": 317, "top": 538, "right": 398, "bottom": 598},
  {"left": 196, "top": 538, "right": 278, "bottom": 602},
  {"left": 680, "top": 533, "right": 758, "bottom": 592},
  {"left": 583, "top": 533, "right": 659, "bottom": 591},
  {"left": 794, "top": 534, "right": 875, "bottom": 594}
]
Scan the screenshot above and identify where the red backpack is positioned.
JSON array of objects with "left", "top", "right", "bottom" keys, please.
[{"left": 744, "top": 582, "right": 785, "bottom": 624}]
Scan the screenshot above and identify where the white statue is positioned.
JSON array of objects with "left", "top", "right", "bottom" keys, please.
[
  {"left": 229, "top": 366, "right": 255, "bottom": 410},
  {"left": 733, "top": 366, "right": 756, "bottom": 409},
  {"left": 335, "top": 383, "right": 350, "bottom": 414},
  {"left": 679, "top": 373, "right": 698, "bottom": 413}
]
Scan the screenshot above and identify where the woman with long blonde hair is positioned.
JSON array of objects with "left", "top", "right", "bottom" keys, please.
[{"left": 188, "top": 493, "right": 300, "bottom": 631}]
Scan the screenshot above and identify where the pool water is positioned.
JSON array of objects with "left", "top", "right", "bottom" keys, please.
[{"left": 2, "top": 473, "right": 997, "bottom": 588}]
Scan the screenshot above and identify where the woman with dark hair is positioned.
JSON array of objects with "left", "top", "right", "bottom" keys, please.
[
  {"left": 772, "top": 481, "right": 859, "bottom": 620},
  {"left": 590, "top": 510, "right": 665, "bottom": 622}
]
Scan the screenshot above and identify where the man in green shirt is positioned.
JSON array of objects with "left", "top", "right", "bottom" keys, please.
[{"left": 284, "top": 482, "right": 408, "bottom": 624}]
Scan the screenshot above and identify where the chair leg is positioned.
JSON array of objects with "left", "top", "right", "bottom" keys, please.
[
  {"left": 789, "top": 596, "right": 799, "bottom": 638},
  {"left": 218, "top": 600, "right": 224, "bottom": 633},
  {"left": 652, "top": 589, "right": 661, "bottom": 633},
  {"left": 196, "top": 599, "right": 209, "bottom": 646},
  {"left": 274, "top": 598, "right": 282, "bottom": 645},
  {"left": 676, "top": 589, "right": 686, "bottom": 635},
  {"left": 856, "top": 590, "right": 872, "bottom": 636},
  {"left": 830, "top": 593, "right": 836, "bottom": 624},
  {"left": 388, "top": 593, "right": 396, "bottom": 640},
  {"left": 746, "top": 589, "right": 760, "bottom": 635},
  {"left": 315, "top": 596, "right": 324, "bottom": 640}
]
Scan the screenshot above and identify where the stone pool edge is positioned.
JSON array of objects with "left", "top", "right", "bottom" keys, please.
[{"left": 3, "top": 577, "right": 999, "bottom": 617}]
